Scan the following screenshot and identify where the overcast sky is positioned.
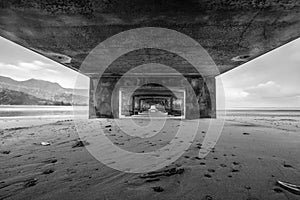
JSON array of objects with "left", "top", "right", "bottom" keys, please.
[
  {"left": 0, "top": 36, "right": 299, "bottom": 108},
  {"left": 217, "top": 38, "right": 300, "bottom": 108},
  {"left": 0, "top": 37, "right": 89, "bottom": 89}
]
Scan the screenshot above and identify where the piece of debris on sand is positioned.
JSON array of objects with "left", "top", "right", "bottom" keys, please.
[
  {"left": 40, "top": 142, "right": 51, "bottom": 146},
  {"left": 139, "top": 167, "right": 184, "bottom": 179},
  {"left": 72, "top": 140, "right": 90, "bottom": 148}
]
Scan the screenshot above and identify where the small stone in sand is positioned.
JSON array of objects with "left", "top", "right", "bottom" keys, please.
[
  {"left": 243, "top": 132, "right": 250, "bottom": 135},
  {"left": 41, "top": 142, "right": 51, "bottom": 146},
  {"left": 231, "top": 169, "right": 239, "bottom": 173},
  {"left": 105, "top": 125, "right": 112, "bottom": 128},
  {"left": 152, "top": 186, "right": 164, "bottom": 192},
  {"left": 245, "top": 186, "right": 251, "bottom": 190},
  {"left": 207, "top": 169, "right": 215, "bottom": 173},
  {"left": 200, "top": 162, "right": 206, "bottom": 165},
  {"left": 24, "top": 178, "right": 38, "bottom": 188},
  {"left": 220, "top": 164, "right": 227, "bottom": 167},
  {"left": 72, "top": 140, "right": 89, "bottom": 148}
]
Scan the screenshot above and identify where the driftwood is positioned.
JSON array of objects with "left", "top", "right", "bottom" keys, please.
[{"left": 277, "top": 180, "right": 300, "bottom": 195}]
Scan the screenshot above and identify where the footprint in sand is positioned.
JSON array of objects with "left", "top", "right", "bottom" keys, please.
[
  {"left": 42, "top": 169, "right": 54, "bottom": 174},
  {"left": 207, "top": 169, "right": 215, "bottom": 173},
  {"left": 232, "top": 161, "right": 240, "bottom": 165},
  {"left": 283, "top": 162, "right": 293, "bottom": 168},
  {"left": 220, "top": 164, "right": 227, "bottom": 167},
  {"left": 24, "top": 178, "right": 38, "bottom": 188},
  {"left": 204, "top": 174, "right": 212, "bottom": 178},
  {"left": 0, "top": 150, "right": 10, "bottom": 154},
  {"left": 43, "top": 158, "right": 58, "bottom": 164},
  {"left": 152, "top": 186, "right": 164, "bottom": 192},
  {"left": 200, "top": 162, "right": 206, "bottom": 165},
  {"left": 145, "top": 178, "right": 160, "bottom": 183}
]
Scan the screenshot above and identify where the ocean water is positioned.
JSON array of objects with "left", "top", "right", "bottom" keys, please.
[
  {"left": 1, "top": 105, "right": 300, "bottom": 122},
  {"left": 0, "top": 105, "right": 88, "bottom": 119},
  {"left": 218, "top": 108, "right": 300, "bottom": 128},
  {"left": 221, "top": 108, "right": 300, "bottom": 118}
]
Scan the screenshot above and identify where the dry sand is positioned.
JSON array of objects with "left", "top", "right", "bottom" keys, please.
[{"left": 0, "top": 117, "right": 299, "bottom": 200}]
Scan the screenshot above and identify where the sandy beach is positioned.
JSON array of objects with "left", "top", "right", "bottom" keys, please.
[{"left": 0, "top": 117, "right": 299, "bottom": 200}]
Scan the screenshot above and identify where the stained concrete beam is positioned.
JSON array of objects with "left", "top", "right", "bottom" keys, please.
[{"left": 0, "top": 0, "right": 299, "bottom": 75}]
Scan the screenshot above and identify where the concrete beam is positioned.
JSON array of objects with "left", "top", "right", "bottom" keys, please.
[{"left": 0, "top": 0, "right": 299, "bottom": 75}]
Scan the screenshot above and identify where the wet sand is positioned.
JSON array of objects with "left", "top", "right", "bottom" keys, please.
[{"left": 0, "top": 117, "right": 299, "bottom": 200}]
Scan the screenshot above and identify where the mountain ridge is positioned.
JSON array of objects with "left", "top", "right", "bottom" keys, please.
[{"left": 0, "top": 75, "right": 88, "bottom": 105}]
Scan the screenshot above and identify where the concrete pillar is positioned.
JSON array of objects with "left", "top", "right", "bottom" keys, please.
[
  {"left": 89, "top": 77, "right": 97, "bottom": 119},
  {"left": 204, "top": 76, "right": 216, "bottom": 118}
]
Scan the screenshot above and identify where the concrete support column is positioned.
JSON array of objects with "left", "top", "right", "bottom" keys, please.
[
  {"left": 204, "top": 76, "right": 216, "bottom": 118},
  {"left": 89, "top": 77, "right": 97, "bottom": 119}
]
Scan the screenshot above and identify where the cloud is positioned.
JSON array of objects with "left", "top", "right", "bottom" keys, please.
[
  {"left": 244, "top": 81, "right": 300, "bottom": 99},
  {"left": 18, "top": 62, "right": 43, "bottom": 70},
  {"left": 245, "top": 81, "right": 281, "bottom": 98},
  {"left": 0, "top": 62, "right": 24, "bottom": 71},
  {"left": 224, "top": 88, "right": 249, "bottom": 100},
  {"left": 46, "top": 69, "right": 59, "bottom": 74},
  {"left": 0, "top": 60, "right": 88, "bottom": 89},
  {"left": 1, "top": 60, "right": 59, "bottom": 74},
  {"left": 0, "top": 60, "right": 62, "bottom": 83}
]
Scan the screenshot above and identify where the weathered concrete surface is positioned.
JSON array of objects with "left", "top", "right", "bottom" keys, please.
[{"left": 0, "top": 0, "right": 300, "bottom": 74}]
